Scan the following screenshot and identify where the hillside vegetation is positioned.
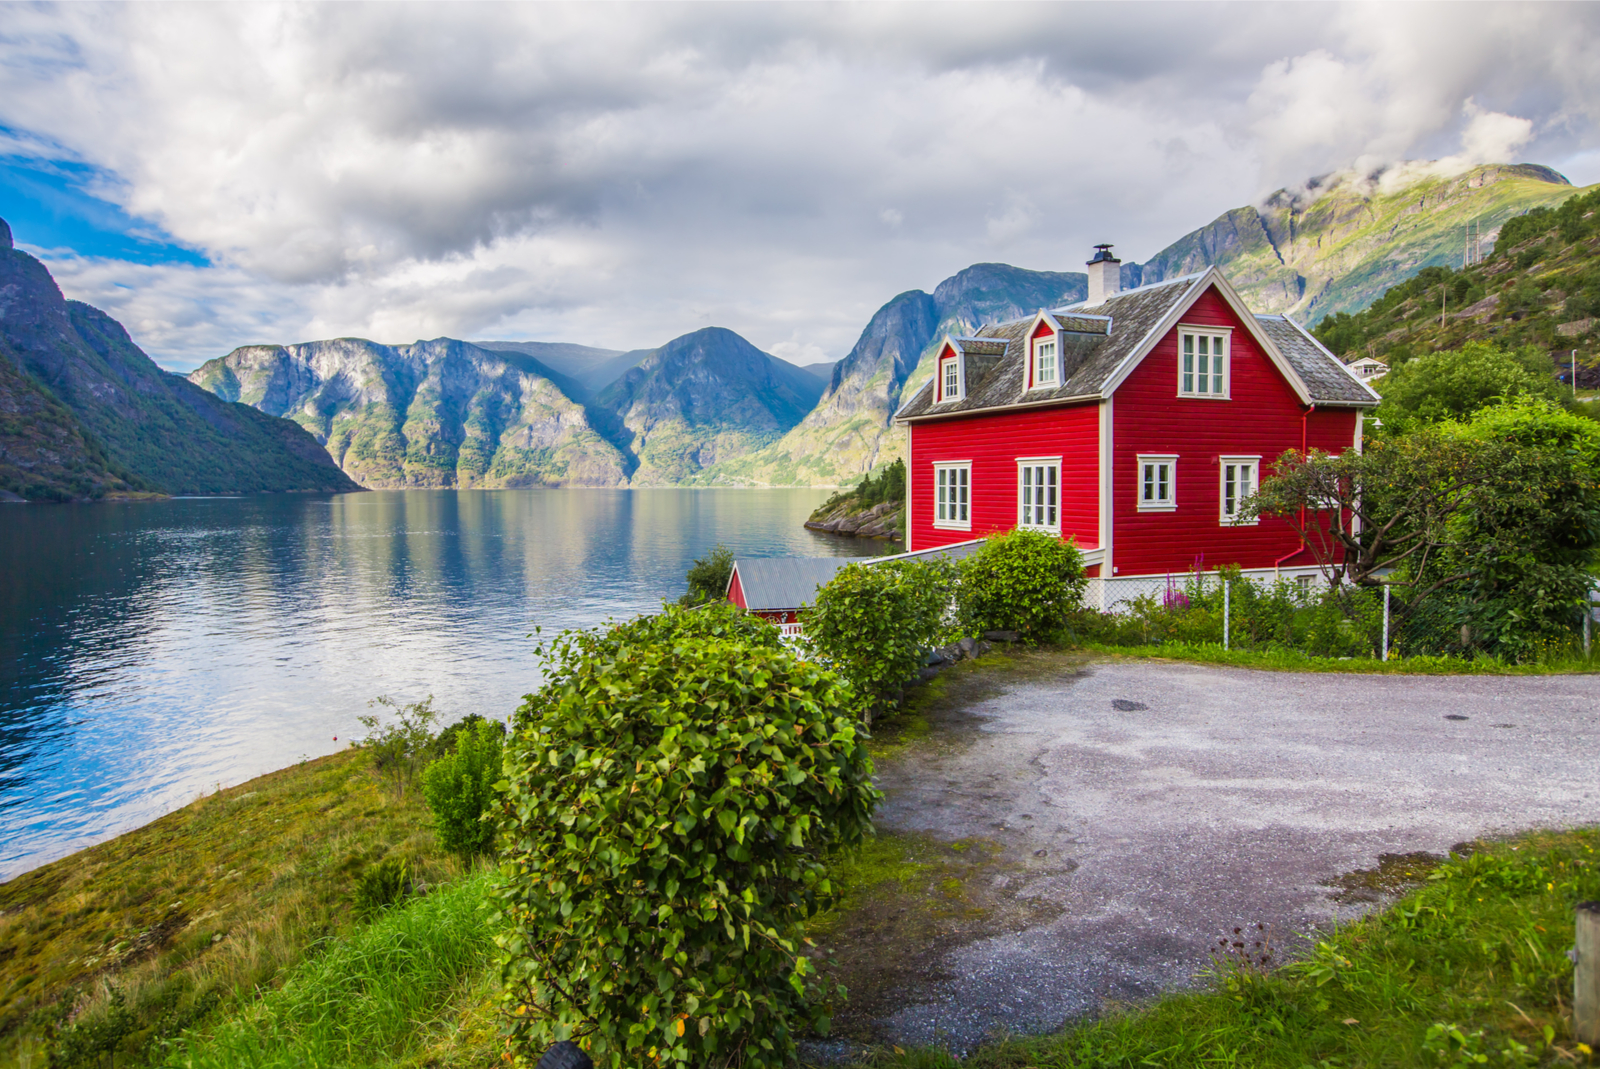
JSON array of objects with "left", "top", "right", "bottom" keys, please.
[
  {"left": 1314, "top": 184, "right": 1600, "bottom": 378},
  {"left": 0, "top": 218, "right": 359, "bottom": 500}
]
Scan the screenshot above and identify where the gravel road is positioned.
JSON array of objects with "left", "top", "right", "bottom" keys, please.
[{"left": 865, "top": 657, "right": 1600, "bottom": 1050}]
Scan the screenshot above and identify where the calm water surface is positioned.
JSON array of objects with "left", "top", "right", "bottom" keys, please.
[{"left": 0, "top": 489, "right": 885, "bottom": 880}]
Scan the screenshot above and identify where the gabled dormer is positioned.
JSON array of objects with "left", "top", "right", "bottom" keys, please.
[
  {"left": 935, "top": 336, "right": 1008, "bottom": 405},
  {"left": 1025, "top": 312, "right": 1062, "bottom": 392}
]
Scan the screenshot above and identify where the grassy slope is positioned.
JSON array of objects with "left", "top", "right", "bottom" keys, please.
[
  {"left": 0, "top": 345, "right": 144, "bottom": 501},
  {"left": 0, "top": 749, "right": 468, "bottom": 1068},
  {"left": 1313, "top": 184, "right": 1600, "bottom": 368}
]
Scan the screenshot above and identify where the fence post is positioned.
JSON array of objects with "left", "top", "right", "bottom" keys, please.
[
  {"left": 1223, "top": 579, "right": 1230, "bottom": 651},
  {"left": 1382, "top": 585, "right": 1391, "bottom": 661},
  {"left": 1578, "top": 900, "right": 1600, "bottom": 1046},
  {"left": 1585, "top": 595, "right": 1592, "bottom": 661}
]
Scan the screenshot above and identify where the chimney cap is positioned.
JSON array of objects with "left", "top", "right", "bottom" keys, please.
[{"left": 1088, "top": 243, "right": 1119, "bottom": 265}]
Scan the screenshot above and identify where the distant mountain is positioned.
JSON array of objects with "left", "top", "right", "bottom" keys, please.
[
  {"left": 470, "top": 340, "right": 643, "bottom": 401},
  {"left": 591, "top": 327, "right": 826, "bottom": 485},
  {"left": 1130, "top": 163, "right": 1584, "bottom": 324},
  {"left": 0, "top": 217, "right": 357, "bottom": 500},
  {"left": 189, "top": 338, "right": 630, "bottom": 488},
  {"left": 799, "top": 360, "right": 839, "bottom": 384},
  {"left": 696, "top": 263, "right": 1085, "bottom": 486}
]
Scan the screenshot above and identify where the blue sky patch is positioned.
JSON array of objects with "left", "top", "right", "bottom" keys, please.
[{"left": 0, "top": 149, "right": 208, "bottom": 267}]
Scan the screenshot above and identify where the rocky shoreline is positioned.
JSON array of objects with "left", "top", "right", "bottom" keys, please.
[{"left": 804, "top": 498, "right": 903, "bottom": 540}]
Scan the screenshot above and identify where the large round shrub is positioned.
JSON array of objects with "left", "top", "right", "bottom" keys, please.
[
  {"left": 492, "top": 601, "right": 879, "bottom": 1069},
  {"left": 957, "top": 529, "right": 1087, "bottom": 641},
  {"left": 804, "top": 559, "right": 954, "bottom": 718}
]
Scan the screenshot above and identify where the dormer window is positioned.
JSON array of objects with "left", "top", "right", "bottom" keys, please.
[
  {"left": 939, "top": 353, "right": 964, "bottom": 402},
  {"left": 1031, "top": 336, "right": 1059, "bottom": 389}
]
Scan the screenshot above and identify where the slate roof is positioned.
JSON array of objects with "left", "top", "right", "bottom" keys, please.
[
  {"left": 894, "top": 269, "right": 1377, "bottom": 422},
  {"left": 727, "top": 540, "right": 989, "bottom": 611}
]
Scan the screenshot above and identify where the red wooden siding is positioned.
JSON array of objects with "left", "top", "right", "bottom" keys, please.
[
  {"left": 908, "top": 402, "right": 1101, "bottom": 552},
  {"left": 1109, "top": 286, "right": 1358, "bottom": 576},
  {"left": 727, "top": 567, "right": 746, "bottom": 609}
]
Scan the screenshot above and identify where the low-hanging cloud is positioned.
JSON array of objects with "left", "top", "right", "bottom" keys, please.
[{"left": 4, "top": 2, "right": 1599, "bottom": 370}]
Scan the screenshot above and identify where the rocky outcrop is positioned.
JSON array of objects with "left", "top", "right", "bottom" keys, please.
[
  {"left": 0, "top": 218, "right": 356, "bottom": 497},
  {"left": 804, "top": 498, "right": 902, "bottom": 540},
  {"left": 190, "top": 338, "right": 629, "bottom": 488}
]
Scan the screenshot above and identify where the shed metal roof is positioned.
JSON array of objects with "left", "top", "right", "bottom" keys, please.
[{"left": 726, "top": 540, "right": 988, "bottom": 612}]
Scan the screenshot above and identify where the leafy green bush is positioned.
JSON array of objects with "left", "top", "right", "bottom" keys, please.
[
  {"left": 957, "top": 529, "right": 1087, "bottom": 642},
  {"left": 493, "top": 601, "right": 879, "bottom": 1069},
  {"left": 356, "top": 696, "right": 440, "bottom": 800},
  {"left": 1373, "top": 341, "right": 1564, "bottom": 433},
  {"left": 353, "top": 858, "right": 411, "bottom": 920},
  {"left": 421, "top": 720, "right": 505, "bottom": 864},
  {"left": 804, "top": 559, "right": 954, "bottom": 718},
  {"left": 679, "top": 543, "right": 735, "bottom": 607}
]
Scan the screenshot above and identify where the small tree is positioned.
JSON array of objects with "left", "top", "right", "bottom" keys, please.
[
  {"left": 956, "top": 530, "right": 1087, "bottom": 641},
  {"left": 804, "top": 558, "right": 954, "bottom": 719},
  {"left": 356, "top": 695, "right": 440, "bottom": 800},
  {"left": 493, "top": 602, "right": 878, "bottom": 1069},
  {"left": 1373, "top": 341, "right": 1563, "bottom": 433},
  {"left": 421, "top": 719, "right": 505, "bottom": 864},
  {"left": 679, "top": 543, "right": 735, "bottom": 606}
]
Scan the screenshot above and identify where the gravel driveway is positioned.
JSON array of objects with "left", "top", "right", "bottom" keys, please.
[{"left": 863, "top": 656, "right": 1600, "bottom": 1050}]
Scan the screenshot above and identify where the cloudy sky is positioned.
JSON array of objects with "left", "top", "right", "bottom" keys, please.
[{"left": 3, "top": 2, "right": 1598, "bottom": 372}]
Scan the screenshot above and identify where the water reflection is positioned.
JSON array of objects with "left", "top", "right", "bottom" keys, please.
[{"left": 0, "top": 489, "right": 885, "bottom": 880}]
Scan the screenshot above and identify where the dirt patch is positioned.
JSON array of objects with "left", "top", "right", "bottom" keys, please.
[{"left": 1326, "top": 851, "right": 1445, "bottom": 905}]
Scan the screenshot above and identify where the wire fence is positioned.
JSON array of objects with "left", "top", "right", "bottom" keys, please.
[{"left": 1079, "top": 571, "right": 1600, "bottom": 662}]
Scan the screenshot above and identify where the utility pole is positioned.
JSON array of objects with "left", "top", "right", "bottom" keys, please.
[{"left": 1575, "top": 349, "right": 1580, "bottom": 397}]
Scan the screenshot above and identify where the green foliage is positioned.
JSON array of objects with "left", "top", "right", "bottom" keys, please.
[
  {"left": 869, "top": 829, "right": 1599, "bottom": 1069},
  {"left": 356, "top": 695, "right": 441, "bottom": 800},
  {"left": 679, "top": 543, "right": 735, "bottom": 607},
  {"left": 810, "top": 459, "right": 906, "bottom": 519},
  {"left": 804, "top": 559, "right": 955, "bottom": 716},
  {"left": 352, "top": 857, "right": 412, "bottom": 920},
  {"left": 493, "top": 601, "right": 880, "bottom": 1069},
  {"left": 1494, "top": 184, "right": 1600, "bottom": 252},
  {"left": 1069, "top": 570, "right": 1386, "bottom": 659},
  {"left": 1374, "top": 341, "right": 1564, "bottom": 432},
  {"left": 421, "top": 720, "right": 505, "bottom": 864},
  {"left": 956, "top": 530, "right": 1087, "bottom": 642}
]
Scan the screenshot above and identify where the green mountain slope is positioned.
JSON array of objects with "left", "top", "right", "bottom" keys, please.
[
  {"left": 1133, "top": 163, "right": 1587, "bottom": 324},
  {"left": 1312, "top": 184, "right": 1600, "bottom": 371},
  {"left": 696, "top": 264, "right": 1085, "bottom": 487},
  {"left": 189, "top": 338, "right": 631, "bottom": 488},
  {"left": 0, "top": 344, "right": 142, "bottom": 502},
  {"left": 0, "top": 218, "right": 358, "bottom": 498}
]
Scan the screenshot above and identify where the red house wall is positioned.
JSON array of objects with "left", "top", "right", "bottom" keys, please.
[
  {"left": 727, "top": 567, "right": 746, "bottom": 609},
  {"left": 1109, "top": 287, "right": 1358, "bottom": 577},
  {"left": 908, "top": 401, "right": 1101, "bottom": 552}
]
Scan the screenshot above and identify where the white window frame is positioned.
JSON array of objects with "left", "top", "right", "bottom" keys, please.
[
  {"left": 1016, "top": 456, "right": 1061, "bottom": 532},
  {"left": 1136, "top": 454, "right": 1178, "bottom": 513},
  {"left": 934, "top": 462, "right": 971, "bottom": 530},
  {"left": 1029, "top": 332, "right": 1060, "bottom": 391},
  {"left": 1219, "top": 454, "right": 1260, "bottom": 525},
  {"left": 1178, "top": 325, "right": 1231, "bottom": 399},
  {"left": 938, "top": 354, "right": 965, "bottom": 403}
]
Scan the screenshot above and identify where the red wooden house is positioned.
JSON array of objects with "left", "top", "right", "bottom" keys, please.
[{"left": 893, "top": 249, "right": 1379, "bottom": 600}]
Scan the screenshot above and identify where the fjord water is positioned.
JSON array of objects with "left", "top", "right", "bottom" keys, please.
[{"left": 0, "top": 489, "right": 882, "bottom": 880}]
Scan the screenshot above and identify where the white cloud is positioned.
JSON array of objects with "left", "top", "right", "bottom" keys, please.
[{"left": 3, "top": 2, "right": 1598, "bottom": 371}]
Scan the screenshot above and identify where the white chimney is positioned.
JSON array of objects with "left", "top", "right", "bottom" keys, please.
[{"left": 1086, "top": 244, "right": 1121, "bottom": 305}]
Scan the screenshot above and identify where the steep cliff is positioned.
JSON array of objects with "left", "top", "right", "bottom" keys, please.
[
  {"left": 0, "top": 218, "right": 357, "bottom": 498},
  {"left": 190, "top": 338, "right": 630, "bottom": 488}
]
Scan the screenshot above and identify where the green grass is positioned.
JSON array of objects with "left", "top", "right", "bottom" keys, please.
[
  {"left": 161, "top": 869, "right": 496, "bottom": 1069},
  {"left": 1075, "top": 640, "right": 1600, "bottom": 675},
  {"left": 858, "top": 829, "right": 1600, "bottom": 1068}
]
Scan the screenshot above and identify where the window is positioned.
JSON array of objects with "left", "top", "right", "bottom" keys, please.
[
  {"left": 940, "top": 355, "right": 962, "bottom": 402},
  {"left": 1219, "top": 455, "right": 1260, "bottom": 524},
  {"left": 935, "top": 464, "right": 971, "bottom": 529},
  {"left": 1032, "top": 335, "right": 1058, "bottom": 389},
  {"left": 1017, "top": 458, "right": 1060, "bottom": 530},
  {"left": 1179, "top": 327, "right": 1230, "bottom": 397},
  {"left": 1137, "top": 454, "right": 1177, "bottom": 512}
]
